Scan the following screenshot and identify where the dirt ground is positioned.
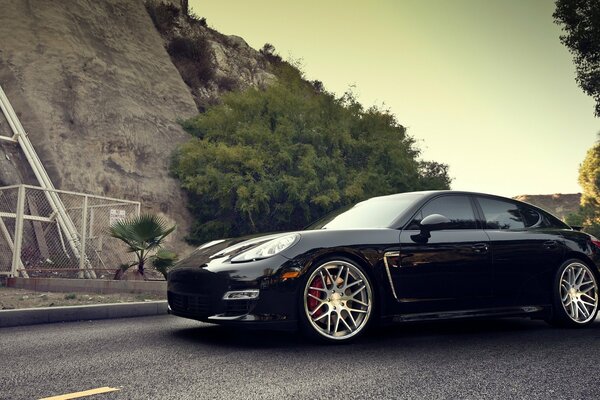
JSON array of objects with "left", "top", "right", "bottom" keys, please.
[{"left": 0, "top": 287, "right": 166, "bottom": 310}]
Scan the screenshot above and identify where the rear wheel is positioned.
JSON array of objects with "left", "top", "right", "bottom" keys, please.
[
  {"left": 301, "top": 259, "right": 373, "bottom": 342},
  {"left": 547, "top": 259, "right": 599, "bottom": 327}
]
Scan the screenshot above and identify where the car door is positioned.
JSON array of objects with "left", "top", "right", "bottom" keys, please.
[
  {"left": 474, "top": 196, "right": 566, "bottom": 306},
  {"left": 387, "top": 194, "right": 493, "bottom": 313}
]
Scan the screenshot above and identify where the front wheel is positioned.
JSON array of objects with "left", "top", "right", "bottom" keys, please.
[
  {"left": 300, "top": 259, "right": 373, "bottom": 342},
  {"left": 547, "top": 259, "right": 599, "bottom": 327}
]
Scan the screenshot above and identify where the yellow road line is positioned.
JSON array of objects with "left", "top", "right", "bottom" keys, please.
[{"left": 39, "top": 386, "right": 121, "bottom": 400}]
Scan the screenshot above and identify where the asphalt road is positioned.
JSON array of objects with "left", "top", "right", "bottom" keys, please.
[{"left": 2, "top": 315, "right": 600, "bottom": 400}]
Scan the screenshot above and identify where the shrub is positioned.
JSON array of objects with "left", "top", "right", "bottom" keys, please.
[
  {"left": 311, "top": 80, "right": 325, "bottom": 92},
  {"left": 168, "top": 36, "right": 215, "bottom": 84},
  {"left": 217, "top": 76, "right": 238, "bottom": 91},
  {"left": 260, "top": 43, "right": 283, "bottom": 64},
  {"left": 151, "top": 249, "right": 179, "bottom": 279},
  {"left": 109, "top": 214, "right": 176, "bottom": 278},
  {"left": 188, "top": 12, "right": 207, "bottom": 27},
  {"left": 172, "top": 74, "right": 451, "bottom": 244},
  {"left": 568, "top": 139, "right": 600, "bottom": 236},
  {"left": 145, "top": 1, "right": 180, "bottom": 34}
]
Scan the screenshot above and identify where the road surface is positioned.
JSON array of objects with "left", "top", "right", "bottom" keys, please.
[{"left": 1, "top": 315, "right": 599, "bottom": 399}]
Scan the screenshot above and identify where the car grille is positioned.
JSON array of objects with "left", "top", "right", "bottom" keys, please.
[
  {"left": 168, "top": 292, "right": 210, "bottom": 316},
  {"left": 224, "top": 300, "right": 253, "bottom": 316}
]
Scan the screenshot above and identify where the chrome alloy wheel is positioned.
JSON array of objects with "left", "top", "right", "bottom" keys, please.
[
  {"left": 560, "top": 262, "right": 599, "bottom": 324},
  {"left": 304, "top": 260, "right": 372, "bottom": 340}
]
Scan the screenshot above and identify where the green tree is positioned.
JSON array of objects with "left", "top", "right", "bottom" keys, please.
[
  {"left": 554, "top": 0, "right": 600, "bottom": 116},
  {"left": 172, "top": 73, "right": 451, "bottom": 244},
  {"left": 109, "top": 214, "right": 176, "bottom": 278},
  {"left": 577, "top": 139, "right": 600, "bottom": 236}
]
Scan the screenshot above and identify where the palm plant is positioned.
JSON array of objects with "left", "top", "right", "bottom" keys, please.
[
  {"left": 151, "top": 249, "right": 179, "bottom": 279},
  {"left": 109, "top": 214, "right": 176, "bottom": 277}
]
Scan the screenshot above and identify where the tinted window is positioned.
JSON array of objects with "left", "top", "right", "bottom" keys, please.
[
  {"left": 520, "top": 206, "right": 542, "bottom": 228},
  {"left": 478, "top": 197, "right": 525, "bottom": 230},
  {"left": 520, "top": 205, "right": 569, "bottom": 229},
  {"left": 409, "top": 195, "right": 477, "bottom": 229},
  {"left": 308, "top": 192, "right": 425, "bottom": 230}
]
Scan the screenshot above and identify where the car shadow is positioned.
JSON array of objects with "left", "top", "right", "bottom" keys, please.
[
  {"left": 171, "top": 324, "right": 310, "bottom": 349},
  {"left": 170, "top": 316, "right": 600, "bottom": 350}
]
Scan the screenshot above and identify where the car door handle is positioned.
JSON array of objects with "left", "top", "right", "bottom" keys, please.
[
  {"left": 472, "top": 243, "right": 489, "bottom": 254},
  {"left": 543, "top": 240, "right": 559, "bottom": 250}
]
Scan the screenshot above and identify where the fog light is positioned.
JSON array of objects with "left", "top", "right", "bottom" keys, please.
[{"left": 222, "top": 289, "right": 260, "bottom": 300}]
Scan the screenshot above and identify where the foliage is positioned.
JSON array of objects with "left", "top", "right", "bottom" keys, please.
[
  {"left": 167, "top": 36, "right": 215, "bottom": 85},
  {"left": 109, "top": 214, "right": 176, "bottom": 277},
  {"left": 217, "top": 76, "right": 238, "bottom": 92},
  {"left": 145, "top": 1, "right": 180, "bottom": 35},
  {"left": 151, "top": 249, "right": 179, "bottom": 279},
  {"left": 260, "top": 43, "right": 283, "bottom": 64},
  {"left": 565, "top": 211, "right": 584, "bottom": 227},
  {"left": 576, "top": 140, "right": 600, "bottom": 236},
  {"left": 146, "top": 1, "right": 214, "bottom": 92},
  {"left": 171, "top": 72, "right": 451, "bottom": 244},
  {"left": 566, "top": 138, "right": 600, "bottom": 236},
  {"left": 184, "top": 5, "right": 207, "bottom": 27},
  {"left": 554, "top": 0, "right": 600, "bottom": 116}
]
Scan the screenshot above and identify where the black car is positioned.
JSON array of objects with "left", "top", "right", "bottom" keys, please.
[{"left": 167, "top": 190, "right": 600, "bottom": 342}]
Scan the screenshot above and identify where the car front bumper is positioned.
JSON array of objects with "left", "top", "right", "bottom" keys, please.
[{"left": 167, "top": 255, "right": 300, "bottom": 331}]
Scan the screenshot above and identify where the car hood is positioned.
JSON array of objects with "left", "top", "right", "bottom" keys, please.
[{"left": 174, "top": 232, "right": 294, "bottom": 269}]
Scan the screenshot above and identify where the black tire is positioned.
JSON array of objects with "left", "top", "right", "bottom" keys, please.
[
  {"left": 546, "top": 259, "right": 599, "bottom": 328},
  {"left": 299, "top": 257, "right": 374, "bottom": 343}
]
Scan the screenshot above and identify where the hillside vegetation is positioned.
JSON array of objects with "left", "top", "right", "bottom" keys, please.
[
  {"left": 565, "top": 139, "right": 600, "bottom": 236},
  {"left": 171, "top": 62, "right": 451, "bottom": 243}
]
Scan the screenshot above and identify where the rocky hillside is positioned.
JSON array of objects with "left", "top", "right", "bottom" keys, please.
[
  {"left": 144, "top": 0, "right": 276, "bottom": 110},
  {"left": 0, "top": 0, "right": 276, "bottom": 253},
  {"left": 514, "top": 193, "right": 581, "bottom": 220}
]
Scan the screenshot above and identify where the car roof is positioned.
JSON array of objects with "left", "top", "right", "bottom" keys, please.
[{"left": 370, "top": 190, "right": 512, "bottom": 201}]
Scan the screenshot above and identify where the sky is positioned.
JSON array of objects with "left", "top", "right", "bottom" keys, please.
[{"left": 189, "top": 0, "right": 599, "bottom": 198}]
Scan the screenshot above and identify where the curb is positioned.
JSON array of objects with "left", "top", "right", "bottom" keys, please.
[
  {"left": 7, "top": 277, "right": 167, "bottom": 296},
  {"left": 0, "top": 300, "right": 168, "bottom": 328}
]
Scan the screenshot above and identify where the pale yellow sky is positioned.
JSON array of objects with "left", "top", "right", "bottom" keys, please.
[{"left": 189, "top": 0, "right": 599, "bottom": 197}]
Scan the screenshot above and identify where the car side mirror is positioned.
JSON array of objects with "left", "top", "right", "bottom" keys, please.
[
  {"left": 410, "top": 214, "right": 452, "bottom": 243},
  {"left": 420, "top": 213, "right": 452, "bottom": 232}
]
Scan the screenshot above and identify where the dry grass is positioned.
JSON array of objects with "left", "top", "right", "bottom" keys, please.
[{"left": 0, "top": 287, "right": 165, "bottom": 310}]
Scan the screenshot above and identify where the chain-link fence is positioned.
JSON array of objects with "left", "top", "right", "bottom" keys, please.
[{"left": 0, "top": 185, "right": 140, "bottom": 279}]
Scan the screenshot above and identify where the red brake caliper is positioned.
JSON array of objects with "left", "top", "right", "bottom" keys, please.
[{"left": 307, "top": 276, "right": 324, "bottom": 318}]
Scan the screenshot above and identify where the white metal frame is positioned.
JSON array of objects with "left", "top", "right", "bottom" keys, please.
[
  {"left": 0, "top": 84, "right": 141, "bottom": 278},
  {"left": 0, "top": 184, "right": 141, "bottom": 278}
]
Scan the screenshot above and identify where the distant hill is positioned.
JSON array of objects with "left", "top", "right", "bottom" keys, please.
[{"left": 514, "top": 193, "right": 581, "bottom": 220}]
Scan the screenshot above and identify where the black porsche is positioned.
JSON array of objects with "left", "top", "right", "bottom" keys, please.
[{"left": 167, "top": 190, "right": 600, "bottom": 342}]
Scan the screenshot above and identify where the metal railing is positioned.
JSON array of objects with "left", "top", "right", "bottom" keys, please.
[{"left": 0, "top": 185, "right": 140, "bottom": 279}]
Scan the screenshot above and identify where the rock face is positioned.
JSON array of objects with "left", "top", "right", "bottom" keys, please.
[
  {"left": 514, "top": 193, "right": 581, "bottom": 220},
  {"left": 0, "top": 0, "right": 280, "bottom": 255},
  {"left": 144, "top": 0, "right": 276, "bottom": 110},
  {"left": 0, "top": 0, "right": 199, "bottom": 252},
  {"left": 205, "top": 33, "right": 276, "bottom": 94}
]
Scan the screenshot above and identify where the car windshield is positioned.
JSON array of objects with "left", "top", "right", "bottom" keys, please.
[{"left": 306, "top": 192, "right": 425, "bottom": 230}]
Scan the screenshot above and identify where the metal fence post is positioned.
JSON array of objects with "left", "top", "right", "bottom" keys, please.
[
  {"left": 79, "top": 195, "right": 88, "bottom": 279},
  {"left": 10, "top": 185, "right": 25, "bottom": 277}
]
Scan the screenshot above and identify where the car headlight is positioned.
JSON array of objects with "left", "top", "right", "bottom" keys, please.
[{"left": 231, "top": 233, "right": 300, "bottom": 262}]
